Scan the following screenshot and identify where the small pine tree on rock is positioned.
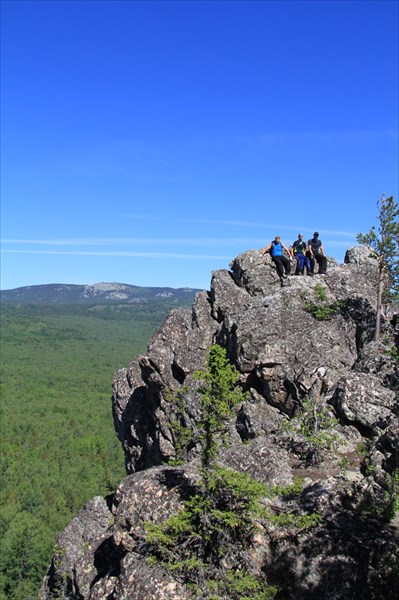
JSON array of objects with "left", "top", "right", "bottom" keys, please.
[{"left": 357, "top": 194, "right": 399, "bottom": 340}]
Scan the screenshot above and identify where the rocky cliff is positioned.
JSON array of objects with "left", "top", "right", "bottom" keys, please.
[{"left": 40, "top": 247, "right": 399, "bottom": 599}]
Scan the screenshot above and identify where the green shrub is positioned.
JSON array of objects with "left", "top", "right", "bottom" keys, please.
[
  {"left": 305, "top": 284, "right": 341, "bottom": 320},
  {"left": 314, "top": 283, "right": 328, "bottom": 302},
  {"left": 270, "top": 511, "right": 322, "bottom": 529},
  {"left": 283, "top": 396, "right": 338, "bottom": 451},
  {"left": 145, "top": 466, "right": 278, "bottom": 599}
]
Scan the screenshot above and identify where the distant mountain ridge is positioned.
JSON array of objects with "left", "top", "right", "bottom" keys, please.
[{"left": 0, "top": 282, "right": 202, "bottom": 304}]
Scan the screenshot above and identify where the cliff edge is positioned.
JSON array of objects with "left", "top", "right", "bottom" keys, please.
[{"left": 40, "top": 247, "right": 399, "bottom": 599}]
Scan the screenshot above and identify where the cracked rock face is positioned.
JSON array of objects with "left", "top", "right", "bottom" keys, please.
[
  {"left": 329, "top": 372, "right": 397, "bottom": 433},
  {"left": 110, "top": 247, "right": 394, "bottom": 474},
  {"left": 40, "top": 247, "right": 399, "bottom": 600}
]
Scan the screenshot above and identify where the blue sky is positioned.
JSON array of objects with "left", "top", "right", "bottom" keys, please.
[{"left": 1, "top": 0, "right": 398, "bottom": 291}]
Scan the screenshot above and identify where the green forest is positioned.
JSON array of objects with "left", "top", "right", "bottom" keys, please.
[{"left": 0, "top": 301, "right": 186, "bottom": 600}]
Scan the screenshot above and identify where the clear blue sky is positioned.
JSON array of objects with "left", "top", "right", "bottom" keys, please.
[{"left": 1, "top": 0, "right": 398, "bottom": 291}]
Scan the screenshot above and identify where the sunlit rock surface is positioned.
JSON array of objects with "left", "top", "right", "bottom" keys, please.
[{"left": 40, "top": 246, "right": 399, "bottom": 600}]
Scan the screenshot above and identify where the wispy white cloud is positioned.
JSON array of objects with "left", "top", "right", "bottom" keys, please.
[
  {"left": 301, "top": 129, "right": 398, "bottom": 143},
  {"left": 2, "top": 232, "right": 358, "bottom": 249},
  {"left": 140, "top": 129, "right": 398, "bottom": 154},
  {"left": 1, "top": 249, "right": 231, "bottom": 260},
  {"left": 232, "top": 129, "right": 397, "bottom": 147},
  {"left": 117, "top": 215, "right": 358, "bottom": 238},
  {"left": 1, "top": 239, "right": 358, "bottom": 260},
  {"left": 2, "top": 237, "right": 265, "bottom": 247},
  {"left": 58, "top": 128, "right": 398, "bottom": 179}
]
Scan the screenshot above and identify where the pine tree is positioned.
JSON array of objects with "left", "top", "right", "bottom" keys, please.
[
  {"left": 357, "top": 194, "right": 399, "bottom": 341},
  {"left": 193, "top": 344, "right": 244, "bottom": 497},
  {"left": 146, "top": 345, "right": 278, "bottom": 598}
]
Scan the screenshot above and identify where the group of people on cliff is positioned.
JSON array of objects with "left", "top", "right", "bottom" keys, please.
[{"left": 261, "top": 232, "right": 327, "bottom": 285}]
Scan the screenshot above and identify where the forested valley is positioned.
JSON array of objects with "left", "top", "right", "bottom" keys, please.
[{"left": 0, "top": 301, "right": 188, "bottom": 599}]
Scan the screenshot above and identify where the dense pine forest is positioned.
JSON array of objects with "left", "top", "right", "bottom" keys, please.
[{"left": 0, "top": 301, "right": 188, "bottom": 599}]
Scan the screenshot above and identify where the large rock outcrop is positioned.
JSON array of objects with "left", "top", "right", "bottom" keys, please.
[{"left": 40, "top": 246, "right": 399, "bottom": 599}]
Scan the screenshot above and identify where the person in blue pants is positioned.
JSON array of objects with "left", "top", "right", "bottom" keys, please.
[
  {"left": 261, "top": 236, "right": 291, "bottom": 285},
  {"left": 290, "top": 233, "right": 312, "bottom": 276}
]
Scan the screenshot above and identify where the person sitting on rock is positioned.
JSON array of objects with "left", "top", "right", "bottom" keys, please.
[
  {"left": 290, "top": 233, "right": 313, "bottom": 276},
  {"left": 261, "top": 236, "right": 291, "bottom": 285},
  {"left": 307, "top": 232, "right": 327, "bottom": 275}
]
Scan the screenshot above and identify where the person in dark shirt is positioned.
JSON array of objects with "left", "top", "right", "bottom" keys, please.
[
  {"left": 307, "top": 232, "right": 327, "bottom": 274},
  {"left": 290, "top": 233, "right": 312, "bottom": 276}
]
